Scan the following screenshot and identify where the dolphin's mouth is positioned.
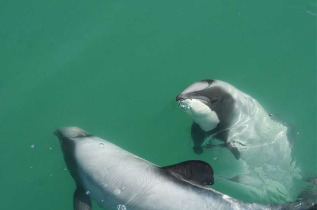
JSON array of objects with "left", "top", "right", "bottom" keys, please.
[{"left": 177, "top": 99, "right": 191, "bottom": 110}]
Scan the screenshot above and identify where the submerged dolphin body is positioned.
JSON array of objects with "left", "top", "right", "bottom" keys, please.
[
  {"left": 55, "top": 127, "right": 314, "bottom": 210},
  {"left": 175, "top": 79, "right": 307, "bottom": 203}
]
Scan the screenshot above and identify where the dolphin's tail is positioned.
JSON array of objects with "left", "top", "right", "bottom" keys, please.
[{"left": 280, "top": 177, "right": 317, "bottom": 210}]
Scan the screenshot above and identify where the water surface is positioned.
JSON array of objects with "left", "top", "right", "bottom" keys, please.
[{"left": 0, "top": 0, "right": 316, "bottom": 209}]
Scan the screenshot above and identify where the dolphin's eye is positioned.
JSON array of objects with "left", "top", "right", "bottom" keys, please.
[{"left": 210, "top": 98, "right": 219, "bottom": 103}]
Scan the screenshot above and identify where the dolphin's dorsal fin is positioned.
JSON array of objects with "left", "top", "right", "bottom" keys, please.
[
  {"left": 162, "top": 160, "right": 214, "bottom": 186},
  {"left": 73, "top": 186, "right": 92, "bottom": 210}
]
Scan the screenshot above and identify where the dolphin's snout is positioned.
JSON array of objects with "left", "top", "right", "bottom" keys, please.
[
  {"left": 176, "top": 96, "right": 191, "bottom": 110},
  {"left": 54, "top": 127, "right": 88, "bottom": 139},
  {"left": 176, "top": 94, "right": 187, "bottom": 101}
]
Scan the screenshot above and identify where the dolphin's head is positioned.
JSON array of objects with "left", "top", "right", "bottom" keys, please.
[
  {"left": 176, "top": 80, "right": 214, "bottom": 106},
  {"left": 176, "top": 79, "right": 236, "bottom": 132},
  {"left": 176, "top": 80, "right": 219, "bottom": 117},
  {"left": 54, "top": 127, "right": 94, "bottom": 183},
  {"left": 54, "top": 127, "right": 94, "bottom": 158},
  {"left": 55, "top": 127, "right": 91, "bottom": 148},
  {"left": 55, "top": 127, "right": 89, "bottom": 141}
]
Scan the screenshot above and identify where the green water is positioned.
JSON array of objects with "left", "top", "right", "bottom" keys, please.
[{"left": 0, "top": 0, "right": 316, "bottom": 209}]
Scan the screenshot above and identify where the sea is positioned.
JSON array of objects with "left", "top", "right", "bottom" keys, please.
[{"left": 0, "top": 0, "right": 316, "bottom": 209}]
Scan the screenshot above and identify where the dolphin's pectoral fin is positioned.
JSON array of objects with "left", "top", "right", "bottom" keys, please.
[
  {"left": 162, "top": 160, "right": 214, "bottom": 186},
  {"left": 191, "top": 123, "right": 206, "bottom": 154},
  {"left": 228, "top": 175, "right": 240, "bottom": 182},
  {"left": 227, "top": 143, "right": 240, "bottom": 160},
  {"left": 73, "top": 186, "right": 92, "bottom": 210}
]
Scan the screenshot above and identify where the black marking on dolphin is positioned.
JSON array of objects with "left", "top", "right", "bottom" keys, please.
[{"left": 162, "top": 160, "right": 214, "bottom": 186}]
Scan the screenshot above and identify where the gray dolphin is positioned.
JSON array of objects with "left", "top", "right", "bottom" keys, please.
[
  {"left": 54, "top": 127, "right": 315, "bottom": 210},
  {"left": 175, "top": 79, "right": 310, "bottom": 203}
]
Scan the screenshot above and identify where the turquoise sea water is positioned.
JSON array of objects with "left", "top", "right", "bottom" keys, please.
[{"left": 0, "top": 0, "right": 316, "bottom": 209}]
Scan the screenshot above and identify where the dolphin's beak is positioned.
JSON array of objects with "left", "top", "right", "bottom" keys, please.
[
  {"left": 176, "top": 94, "right": 185, "bottom": 106},
  {"left": 176, "top": 94, "right": 186, "bottom": 102},
  {"left": 176, "top": 95, "right": 191, "bottom": 110}
]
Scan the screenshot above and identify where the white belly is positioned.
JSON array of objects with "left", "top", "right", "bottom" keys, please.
[{"left": 181, "top": 99, "right": 219, "bottom": 131}]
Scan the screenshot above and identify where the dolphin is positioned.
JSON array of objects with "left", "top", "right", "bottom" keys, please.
[
  {"left": 54, "top": 127, "right": 315, "bottom": 210},
  {"left": 175, "top": 79, "right": 309, "bottom": 203}
]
